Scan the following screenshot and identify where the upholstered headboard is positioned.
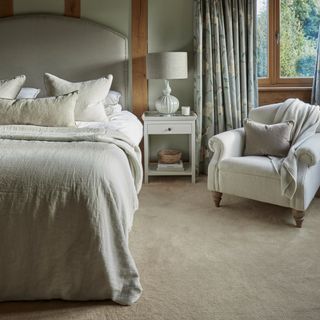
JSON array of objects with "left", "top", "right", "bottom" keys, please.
[{"left": 0, "top": 15, "right": 128, "bottom": 106}]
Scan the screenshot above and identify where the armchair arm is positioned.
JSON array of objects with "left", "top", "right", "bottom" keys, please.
[
  {"left": 208, "top": 128, "right": 245, "bottom": 161},
  {"left": 296, "top": 133, "right": 320, "bottom": 167},
  {"left": 207, "top": 128, "right": 245, "bottom": 191}
]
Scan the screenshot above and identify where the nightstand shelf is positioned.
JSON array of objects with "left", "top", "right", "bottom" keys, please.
[
  {"left": 148, "top": 162, "right": 192, "bottom": 176},
  {"left": 142, "top": 111, "right": 197, "bottom": 183}
]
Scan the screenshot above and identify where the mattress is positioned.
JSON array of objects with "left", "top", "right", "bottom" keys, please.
[{"left": 76, "top": 111, "right": 143, "bottom": 146}]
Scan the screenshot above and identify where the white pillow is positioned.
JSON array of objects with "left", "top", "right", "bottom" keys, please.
[
  {"left": 104, "top": 103, "right": 123, "bottom": 116},
  {"left": 17, "top": 87, "right": 41, "bottom": 99},
  {"left": 0, "top": 75, "right": 26, "bottom": 99},
  {"left": 105, "top": 90, "right": 122, "bottom": 106},
  {"left": 0, "top": 91, "right": 78, "bottom": 127},
  {"left": 44, "top": 73, "right": 113, "bottom": 122}
]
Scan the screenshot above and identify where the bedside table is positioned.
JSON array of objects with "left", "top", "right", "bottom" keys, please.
[{"left": 142, "top": 111, "right": 197, "bottom": 184}]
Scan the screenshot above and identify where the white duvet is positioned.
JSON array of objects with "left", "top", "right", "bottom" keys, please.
[
  {"left": 0, "top": 125, "right": 143, "bottom": 305},
  {"left": 76, "top": 111, "right": 143, "bottom": 146}
]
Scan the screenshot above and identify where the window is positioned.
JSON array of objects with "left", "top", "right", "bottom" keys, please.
[
  {"left": 257, "top": 0, "right": 320, "bottom": 86},
  {"left": 257, "top": 0, "right": 269, "bottom": 79}
]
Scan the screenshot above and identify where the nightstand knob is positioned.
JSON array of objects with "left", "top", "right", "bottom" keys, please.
[{"left": 168, "top": 127, "right": 172, "bottom": 132}]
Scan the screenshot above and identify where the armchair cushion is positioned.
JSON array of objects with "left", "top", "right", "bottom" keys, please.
[
  {"left": 219, "top": 156, "right": 279, "bottom": 179},
  {"left": 244, "top": 119, "right": 294, "bottom": 157}
]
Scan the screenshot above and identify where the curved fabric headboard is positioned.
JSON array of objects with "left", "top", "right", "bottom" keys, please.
[{"left": 0, "top": 15, "right": 128, "bottom": 106}]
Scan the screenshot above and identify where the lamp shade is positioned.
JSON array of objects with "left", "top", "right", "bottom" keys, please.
[{"left": 147, "top": 52, "right": 188, "bottom": 80}]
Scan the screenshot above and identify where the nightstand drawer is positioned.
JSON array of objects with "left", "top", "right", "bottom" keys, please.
[{"left": 147, "top": 123, "right": 192, "bottom": 134}]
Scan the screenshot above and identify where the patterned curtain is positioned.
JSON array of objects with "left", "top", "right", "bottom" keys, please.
[
  {"left": 194, "top": 0, "right": 258, "bottom": 173},
  {"left": 311, "top": 26, "right": 320, "bottom": 105}
]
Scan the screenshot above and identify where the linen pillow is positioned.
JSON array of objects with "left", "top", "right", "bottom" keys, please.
[
  {"left": 104, "top": 103, "right": 122, "bottom": 116},
  {"left": 105, "top": 90, "right": 122, "bottom": 106},
  {"left": 0, "top": 75, "right": 26, "bottom": 99},
  {"left": 17, "top": 87, "right": 41, "bottom": 99},
  {"left": 244, "top": 118, "right": 294, "bottom": 157},
  {"left": 44, "top": 73, "right": 113, "bottom": 122},
  {"left": 0, "top": 91, "right": 78, "bottom": 127}
]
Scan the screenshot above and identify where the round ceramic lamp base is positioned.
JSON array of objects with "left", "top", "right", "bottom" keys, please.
[
  {"left": 155, "top": 80, "right": 180, "bottom": 114},
  {"left": 155, "top": 95, "right": 179, "bottom": 114}
]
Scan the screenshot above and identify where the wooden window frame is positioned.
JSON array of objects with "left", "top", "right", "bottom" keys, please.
[{"left": 259, "top": 0, "right": 313, "bottom": 88}]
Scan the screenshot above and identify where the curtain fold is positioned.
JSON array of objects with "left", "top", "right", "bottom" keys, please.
[
  {"left": 194, "top": 0, "right": 258, "bottom": 173},
  {"left": 311, "top": 26, "right": 320, "bottom": 105}
]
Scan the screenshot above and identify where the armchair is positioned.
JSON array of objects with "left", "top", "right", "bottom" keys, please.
[{"left": 208, "top": 103, "right": 320, "bottom": 228}]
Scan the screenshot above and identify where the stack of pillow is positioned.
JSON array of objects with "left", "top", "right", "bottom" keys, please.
[{"left": 0, "top": 73, "right": 123, "bottom": 127}]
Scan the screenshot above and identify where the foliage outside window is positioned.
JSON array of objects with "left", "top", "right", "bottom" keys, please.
[{"left": 257, "top": 0, "right": 320, "bottom": 86}]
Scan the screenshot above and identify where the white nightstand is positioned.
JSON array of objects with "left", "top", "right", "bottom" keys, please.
[{"left": 142, "top": 111, "right": 197, "bottom": 184}]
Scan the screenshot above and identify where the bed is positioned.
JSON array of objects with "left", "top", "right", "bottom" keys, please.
[{"left": 0, "top": 15, "right": 143, "bottom": 305}]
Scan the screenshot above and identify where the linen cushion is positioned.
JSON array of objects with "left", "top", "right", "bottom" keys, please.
[
  {"left": 244, "top": 119, "right": 293, "bottom": 157},
  {"left": 0, "top": 75, "right": 26, "bottom": 99},
  {"left": 17, "top": 87, "right": 41, "bottom": 99},
  {"left": 105, "top": 90, "right": 122, "bottom": 106},
  {"left": 219, "top": 156, "right": 279, "bottom": 179},
  {"left": 0, "top": 91, "right": 78, "bottom": 127},
  {"left": 44, "top": 73, "right": 113, "bottom": 122},
  {"left": 104, "top": 103, "right": 122, "bottom": 116}
]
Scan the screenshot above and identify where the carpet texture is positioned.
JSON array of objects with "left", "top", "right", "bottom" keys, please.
[{"left": 1, "top": 177, "right": 320, "bottom": 320}]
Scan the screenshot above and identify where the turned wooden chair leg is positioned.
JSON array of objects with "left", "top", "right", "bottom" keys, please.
[
  {"left": 292, "top": 209, "right": 305, "bottom": 228},
  {"left": 212, "top": 192, "right": 222, "bottom": 207}
]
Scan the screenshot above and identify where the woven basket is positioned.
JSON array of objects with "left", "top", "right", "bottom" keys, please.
[{"left": 158, "top": 149, "right": 182, "bottom": 164}]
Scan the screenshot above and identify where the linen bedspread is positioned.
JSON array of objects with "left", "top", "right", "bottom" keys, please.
[{"left": 0, "top": 125, "right": 142, "bottom": 305}]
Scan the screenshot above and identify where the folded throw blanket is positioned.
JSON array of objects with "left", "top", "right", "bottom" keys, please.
[{"left": 270, "top": 98, "right": 320, "bottom": 199}]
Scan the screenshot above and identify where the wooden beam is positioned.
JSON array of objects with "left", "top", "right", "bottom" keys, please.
[
  {"left": 0, "top": 0, "right": 13, "bottom": 18},
  {"left": 65, "top": 0, "right": 80, "bottom": 18},
  {"left": 132, "top": 0, "right": 148, "bottom": 118}
]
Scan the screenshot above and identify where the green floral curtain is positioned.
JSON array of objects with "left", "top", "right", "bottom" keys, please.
[
  {"left": 194, "top": 0, "right": 258, "bottom": 173},
  {"left": 311, "top": 26, "right": 320, "bottom": 105}
]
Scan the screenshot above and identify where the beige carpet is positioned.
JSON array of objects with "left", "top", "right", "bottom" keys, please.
[{"left": 1, "top": 177, "right": 320, "bottom": 320}]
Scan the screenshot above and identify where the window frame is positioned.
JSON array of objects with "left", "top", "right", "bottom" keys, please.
[{"left": 258, "top": 0, "right": 314, "bottom": 88}]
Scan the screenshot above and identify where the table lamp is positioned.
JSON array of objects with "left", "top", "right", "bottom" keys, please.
[{"left": 147, "top": 52, "right": 188, "bottom": 115}]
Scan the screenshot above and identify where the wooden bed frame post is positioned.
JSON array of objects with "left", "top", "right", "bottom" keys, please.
[
  {"left": 132, "top": 0, "right": 148, "bottom": 119},
  {"left": 0, "top": 0, "right": 13, "bottom": 17},
  {"left": 64, "top": 0, "right": 80, "bottom": 18}
]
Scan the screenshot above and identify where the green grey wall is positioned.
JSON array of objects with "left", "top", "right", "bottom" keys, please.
[
  {"left": 14, "top": 0, "right": 64, "bottom": 15},
  {"left": 14, "top": 0, "right": 130, "bottom": 36},
  {"left": 81, "top": 0, "right": 130, "bottom": 37},
  {"left": 148, "top": 0, "right": 194, "bottom": 110},
  {"left": 13, "top": 0, "right": 194, "bottom": 111}
]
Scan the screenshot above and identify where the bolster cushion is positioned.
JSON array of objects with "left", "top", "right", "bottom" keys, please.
[{"left": 0, "top": 91, "right": 78, "bottom": 127}]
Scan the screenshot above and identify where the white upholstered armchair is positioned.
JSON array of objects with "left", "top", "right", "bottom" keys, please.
[{"left": 208, "top": 103, "right": 320, "bottom": 228}]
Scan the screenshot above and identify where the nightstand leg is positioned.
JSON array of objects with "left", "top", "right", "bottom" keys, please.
[
  {"left": 144, "top": 128, "right": 149, "bottom": 184},
  {"left": 191, "top": 124, "right": 196, "bottom": 183}
]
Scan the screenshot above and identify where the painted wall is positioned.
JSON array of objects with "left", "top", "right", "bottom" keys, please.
[
  {"left": 14, "top": 0, "right": 130, "bottom": 36},
  {"left": 148, "top": 0, "right": 194, "bottom": 110},
  {"left": 14, "top": 0, "right": 64, "bottom": 15},
  {"left": 81, "top": 0, "right": 130, "bottom": 38}
]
